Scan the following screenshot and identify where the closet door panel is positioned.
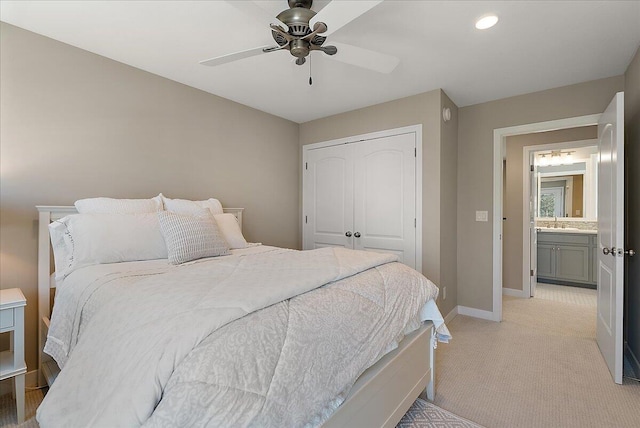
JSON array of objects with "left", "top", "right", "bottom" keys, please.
[
  {"left": 304, "top": 145, "right": 354, "bottom": 249},
  {"left": 353, "top": 133, "right": 416, "bottom": 268}
]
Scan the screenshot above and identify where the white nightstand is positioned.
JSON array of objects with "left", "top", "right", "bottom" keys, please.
[{"left": 0, "top": 288, "right": 26, "bottom": 424}]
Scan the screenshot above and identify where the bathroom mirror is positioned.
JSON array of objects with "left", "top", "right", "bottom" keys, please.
[{"left": 536, "top": 146, "right": 598, "bottom": 220}]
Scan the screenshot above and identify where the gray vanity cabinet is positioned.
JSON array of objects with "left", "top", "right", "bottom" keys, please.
[
  {"left": 537, "top": 232, "right": 597, "bottom": 288},
  {"left": 537, "top": 244, "right": 556, "bottom": 279}
]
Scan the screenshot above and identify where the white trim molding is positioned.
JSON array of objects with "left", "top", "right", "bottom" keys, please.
[
  {"left": 457, "top": 305, "right": 497, "bottom": 321},
  {"left": 302, "top": 124, "right": 423, "bottom": 273},
  {"left": 492, "top": 114, "right": 601, "bottom": 320},
  {"left": 503, "top": 287, "right": 527, "bottom": 298},
  {"left": 444, "top": 306, "right": 458, "bottom": 324}
]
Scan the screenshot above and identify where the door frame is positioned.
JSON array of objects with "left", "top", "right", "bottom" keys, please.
[
  {"left": 521, "top": 138, "right": 599, "bottom": 297},
  {"left": 492, "top": 114, "right": 601, "bottom": 319},
  {"left": 302, "top": 124, "right": 423, "bottom": 272}
]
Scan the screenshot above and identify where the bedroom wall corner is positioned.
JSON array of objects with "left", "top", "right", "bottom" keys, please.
[
  {"left": 0, "top": 22, "right": 300, "bottom": 372},
  {"left": 623, "top": 45, "right": 640, "bottom": 367},
  {"left": 438, "top": 90, "right": 458, "bottom": 316}
]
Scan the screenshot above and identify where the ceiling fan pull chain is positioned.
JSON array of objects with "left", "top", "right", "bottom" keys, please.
[{"left": 309, "top": 54, "right": 313, "bottom": 85}]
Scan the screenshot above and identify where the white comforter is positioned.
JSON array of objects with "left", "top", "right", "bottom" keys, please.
[{"left": 38, "top": 246, "right": 449, "bottom": 427}]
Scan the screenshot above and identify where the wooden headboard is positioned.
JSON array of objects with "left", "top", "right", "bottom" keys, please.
[{"left": 35, "top": 205, "right": 244, "bottom": 386}]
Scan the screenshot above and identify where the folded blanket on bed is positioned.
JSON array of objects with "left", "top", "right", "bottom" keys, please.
[{"left": 38, "top": 247, "right": 449, "bottom": 427}]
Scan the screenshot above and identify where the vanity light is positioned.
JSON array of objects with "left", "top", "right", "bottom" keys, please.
[
  {"left": 475, "top": 15, "right": 499, "bottom": 30},
  {"left": 539, "top": 150, "right": 575, "bottom": 166},
  {"left": 564, "top": 151, "right": 574, "bottom": 165}
]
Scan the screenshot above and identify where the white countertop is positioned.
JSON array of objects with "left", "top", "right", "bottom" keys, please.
[{"left": 536, "top": 227, "right": 597, "bottom": 235}]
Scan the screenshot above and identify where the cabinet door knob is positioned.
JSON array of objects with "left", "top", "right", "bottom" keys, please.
[
  {"left": 345, "top": 231, "right": 352, "bottom": 237},
  {"left": 354, "top": 232, "right": 361, "bottom": 238}
]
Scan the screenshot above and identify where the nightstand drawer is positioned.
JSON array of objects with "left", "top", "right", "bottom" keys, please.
[{"left": 0, "top": 308, "right": 14, "bottom": 330}]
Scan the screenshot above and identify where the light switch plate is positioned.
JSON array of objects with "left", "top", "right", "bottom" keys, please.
[{"left": 476, "top": 211, "right": 488, "bottom": 222}]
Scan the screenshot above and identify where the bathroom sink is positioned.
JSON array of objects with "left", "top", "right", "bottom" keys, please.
[
  {"left": 538, "top": 227, "right": 578, "bottom": 230},
  {"left": 536, "top": 227, "right": 595, "bottom": 234}
]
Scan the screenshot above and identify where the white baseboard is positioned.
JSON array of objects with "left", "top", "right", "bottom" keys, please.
[
  {"left": 26, "top": 369, "right": 39, "bottom": 387},
  {"left": 457, "top": 305, "right": 497, "bottom": 321},
  {"left": 444, "top": 306, "right": 458, "bottom": 324},
  {"left": 625, "top": 342, "right": 640, "bottom": 378},
  {"left": 0, "top": 369, "right": 38, "bottom": 395},
  {"left": 503, "top": 287, "right": 527, "bottom": 298}
]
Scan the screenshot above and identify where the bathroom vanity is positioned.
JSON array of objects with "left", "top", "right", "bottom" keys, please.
[{"left": 536, "top": 228, "right": 597, "bottom": 288}]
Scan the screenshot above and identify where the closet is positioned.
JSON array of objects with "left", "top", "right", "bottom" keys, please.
[{"left": 303, "top": 130, "right": 418, "bottom": 269}]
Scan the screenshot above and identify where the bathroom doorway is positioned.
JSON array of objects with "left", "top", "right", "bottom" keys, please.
[{"left": 525, "top": 140, "right": 599, "bottom": 299}]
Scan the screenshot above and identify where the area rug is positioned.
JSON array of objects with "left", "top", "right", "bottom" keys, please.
[
  {"left": 397, "top": 398, "right": 484, "bottom": 428},
  {"left": 3, "top": 391, "right": 482, "bottom": 428}
]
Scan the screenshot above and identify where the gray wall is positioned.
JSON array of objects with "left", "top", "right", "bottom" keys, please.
[
  {"left": 503, "top": 127, "right": 596, "bottom": 292},
  {"left": 0, "top": 23, "right": 300, "bottom": 372},
  {"left": 457, "top": 76, "right": 624, "bottom": 312},
  {"left": 624, "top": 46, "right": 640, "bottom": 368},
  {"left": 299, "top": 89, "right": 458, "bottom": 317}
]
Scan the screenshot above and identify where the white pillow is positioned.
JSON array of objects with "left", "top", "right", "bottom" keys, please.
[
  {"left": 158, "top": 210, "right": 230, "bottom": 264},
  {"left": 214, "top": 214, "right": 247, "bottom": 249},
  {"left": 162, "top": 195, "right": 224, "bottom": 216},
  {"left": 75, "top": 195, "right": 163, "bottom": 214},
  {"left": 49, "top": 213, "right": 168, "bottom": 279}
]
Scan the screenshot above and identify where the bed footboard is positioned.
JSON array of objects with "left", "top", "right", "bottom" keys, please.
[{"left": 322, "top": 322, "right": 435, "bottom": 428}]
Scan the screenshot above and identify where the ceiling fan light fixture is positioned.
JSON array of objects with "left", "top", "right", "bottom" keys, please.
[{"left": 475, "top": 15, "right": 499, "bottom": 30}]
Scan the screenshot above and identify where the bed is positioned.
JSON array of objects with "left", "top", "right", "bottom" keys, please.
[{"left": 35, "top": 200, "right": 450, "bottom": 427}]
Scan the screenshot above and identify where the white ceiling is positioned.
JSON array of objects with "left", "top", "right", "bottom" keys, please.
[{"left": 2, "top": 1, "right": 639, "bottom": 123}]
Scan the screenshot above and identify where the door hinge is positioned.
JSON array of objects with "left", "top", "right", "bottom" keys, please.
[
  {"left": 530, "top": 269, "right": 534, "bottom": 276},
  {"left": 530, "top": 165, "right": 534, "bottom": 172},
  {"left": 305, "top": 215, "right": 308, "bottom": 224},
  {"left": 305, "top": 162, "right": 308, "bottom": 170},
  {"left": 414, "top": 148, "right": 417, "bottom": 158},
  {"left": 414, "top": 218, "right": 416, "bottom": 227}
]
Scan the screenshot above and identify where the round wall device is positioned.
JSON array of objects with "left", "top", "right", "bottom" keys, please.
[{"left": 442, "top": 107, "right": 452, "bottom": 122}]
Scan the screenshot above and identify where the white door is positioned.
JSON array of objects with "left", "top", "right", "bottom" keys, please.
[
  {"left": 596, "top": 92, "right": 624, "bottom": 384},
  {"left": 353, "top": 134, "right": 416, "bottom": 268},
  {"left": 304, "top": 144, "right": 354, "bottom": 249},
  {"left": 303, "top": 132, "right": 418, "bottom": 269},
  {"left": 530, "top": 152, "right": 538, "bottom": 297}
]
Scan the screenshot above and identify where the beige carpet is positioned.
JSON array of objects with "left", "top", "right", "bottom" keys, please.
[
  {"left": 433, "top": 295, "right": 640, "bottom": 428},
  {"left": 535, "top": 283, "right": 597, "bottom": 307},
  {"left": 0, "top": 388, "right": 43, "bottom": 427}
]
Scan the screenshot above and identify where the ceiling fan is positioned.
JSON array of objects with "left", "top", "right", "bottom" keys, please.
[{"left": 199, "top": 0, "right": 399, "bottom": 74}]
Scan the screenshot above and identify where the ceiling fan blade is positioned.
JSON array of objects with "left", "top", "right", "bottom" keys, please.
[
  {"left": 227, "top": 0, "right": 288, "bottom": 31},
  {"left": 310, "top": 0, "right": 384, "bottom": 37},
  {"left": 328, "top": 42, "right": 399, "bottom": 73},
  {"left": 199, "top": 46, "right": 272, "bottom": 67}
]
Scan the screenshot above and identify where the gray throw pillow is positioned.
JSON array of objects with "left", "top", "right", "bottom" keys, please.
[{"left": 158, "top": 210, "right": 230, "bottom": 264}]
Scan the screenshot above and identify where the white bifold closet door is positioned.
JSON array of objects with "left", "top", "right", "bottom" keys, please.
[{"left": 304, "top": 132, "right": 416, "bottom": 269}]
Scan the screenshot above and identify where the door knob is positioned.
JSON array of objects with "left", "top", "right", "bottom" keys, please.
[
  {"left": 602, "top": 247, "right": 611, "bottom": 255},
  {"left": 345, "top": 231, "right": 352, "bottom": 237},
  {"left": 619, "top": 248, "right": 636, "bottom": 257},
  {"left": 354, "top": 232, "right": 361, "bottom": 238}
]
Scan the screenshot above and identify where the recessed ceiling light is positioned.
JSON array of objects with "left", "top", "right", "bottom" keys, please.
[{"left": 475, "top": 15, "right": 499, "bottom": 30}]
